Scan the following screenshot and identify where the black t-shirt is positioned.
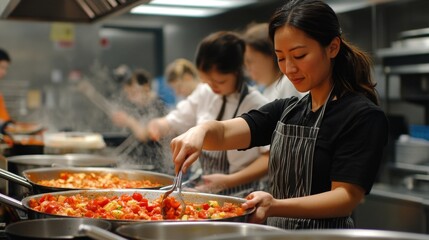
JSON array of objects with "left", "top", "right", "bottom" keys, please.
[{"left": 241, "top": 92, "right": 388, "bottom": 195}]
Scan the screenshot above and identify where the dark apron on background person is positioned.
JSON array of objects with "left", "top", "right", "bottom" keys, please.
[
  {"left": 267, "top": 88, "right": 354, "bottom": 229},
  {"left": 199, "top": 85, "right": 258, "bottom": 197}
]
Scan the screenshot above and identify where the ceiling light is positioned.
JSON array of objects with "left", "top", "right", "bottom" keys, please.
[
  {"left": 148, "top": 0, "right": 257, "bottom": 9},
  {"left": 131, "top": 5, "right": 224, "bottom": 17}
]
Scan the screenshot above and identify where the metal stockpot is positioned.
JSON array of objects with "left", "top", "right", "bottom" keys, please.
[
  {"left": 0, "top": 167, "right": 174, "bottom": 195},
  {"left": 200, "top": 229, "right": 429, "bottom": 240},
  {"left": 6, "top": 154, "right": 117, "bottom": 198},
  {"left": 5, "top": 218, "right": 111, "bottom": 240},
  {"left": 115, "top": 222, "right": 288, "bottom": 240}
]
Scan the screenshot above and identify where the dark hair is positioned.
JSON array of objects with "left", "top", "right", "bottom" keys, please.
[
  {"left": 125, "top": 69, "right": 152, "bottom": 87},
  {"left": 269, "top": 0, "right": 379, "bottom": 105},
  {"left": 243, "top": 23, "right": 279, "bottom": 74},
  {"left": 195, "top": 31, "right": 246, "bottom": 92},
  {"left": 165, "top": 58, "right": 198, "bottom": 84},
  {"left": 0, "top": 49, "right": 11, "bottom": 62}
]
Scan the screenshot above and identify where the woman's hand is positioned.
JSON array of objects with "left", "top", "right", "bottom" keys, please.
[
  {"left": 242, "top": 191, "right": 275, "bottom": 224},
  {"left": 193, "top": 174, "right": 230, "bottom": 193},
  {"left": 170, "top": 126, "right": 206, "bottom": 174}
]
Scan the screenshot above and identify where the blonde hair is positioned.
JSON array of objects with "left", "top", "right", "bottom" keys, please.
[{"left": 165, "top": 58, "right": 198, "bottom": 84}]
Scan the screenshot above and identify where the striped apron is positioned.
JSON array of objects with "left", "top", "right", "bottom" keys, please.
[{"left": 267, "top": 90, "right": 354, "bottom": 229}]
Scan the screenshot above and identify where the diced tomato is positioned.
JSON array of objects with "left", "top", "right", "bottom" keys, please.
[
  {"left": 138, "top": 198, "right": 148, "bottom": 207},
  {"left": 84, "top": 211, "right": 95, "bottom": 218},
  {"left": 95, "top": 197, "right": 109, "bottom": 207},
  {"left": 132, "top": 192, "right": 143, "bottom": 201},
  {"left": 39, "top": 194, "right": 54, "bottom": 203},
  {"left": 130, "top": 205, "right": 141, "bottom": 214},
  {"left": 64, "top": 196, "right": 76, "bottom": 205},
  {"left": 86, "top": 200, "right": 98, "bottom": 212},
  {"left": 120, "top": 194, "right": 132, "bottom": 202},
  {"left": 169, "top": 199, "right": 181, "bottom": 209},
  {"left": 28, "top": 198, "right": 38, "bottom": 208},
  {"left": 59, "top": 172, "right": 69, "bottom": 180},
  {"left": 202, "top": 203, "right": 210, "bottom": 210},
  {"left": 198, "top": 211, "right": 208, "bottom": 219},
  {"left": 44, "top": 202, "right": 60, "bottom": 214},
  {"left": 146, "top": 204, "right": 154, "bottom": 212}
]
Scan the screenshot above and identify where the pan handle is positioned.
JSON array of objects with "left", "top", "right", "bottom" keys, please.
[
  {"left": 0, "top": 168, "right": 33, "bottom": 189},
  {"left": 78, "top": 224, "right": 127, "bottom": 240},
  {"left": 0, "top": 192, "right": 27, "bottom": 212}
]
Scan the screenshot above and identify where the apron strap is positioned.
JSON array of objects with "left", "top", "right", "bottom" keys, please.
[{"left": 232, "top": 84, "right": 249, "bottom": 118}]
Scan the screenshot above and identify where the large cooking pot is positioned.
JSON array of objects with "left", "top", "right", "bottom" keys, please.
[
  {"left": 5, "top": 218, "right": 111, "bottom": 240},
  {"left": 6, "top": 154, "right": 117, "bottom": 198},
  {"left": 0, "top": 167, "right": 174, "bottom": 195},
  {"left": 0, "top": 189, "right": 255, "bottom": 230},
  {"left": 114, "top": 221, "right": 288, "bottom": 240},
  {"left": 199, "top": 229, "right": 429, "bottom": 240}
]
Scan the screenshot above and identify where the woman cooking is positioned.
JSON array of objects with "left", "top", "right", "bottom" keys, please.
[
  {"left": 148, "top": 31, "right": 269, "bottom": 197},
  {"left": 170, "top": 0, "right": 388, "bottom": 230}
]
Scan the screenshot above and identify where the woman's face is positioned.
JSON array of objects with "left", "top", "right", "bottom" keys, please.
[
  {"left": 244, "top": 46, "right": 278, "bottom": 86},
  {"left": 0, "top": 60, "right": 10, "bottom": 79},
  {"left": 169, "top": 73, "right": 197, "bottom": 98},
  {"left": 274, "top": 25, "right": 339, "bottom": 94},
  {"left": 124, "top": 83, "right": 147, "bottom": 105},
  {"left": 199, "top": 69, "right": 238, "bottom": 96}
]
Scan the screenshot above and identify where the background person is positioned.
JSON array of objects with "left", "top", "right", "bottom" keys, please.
[
  {"left": 0, "top": 49, "right": 11, "bottom": 123},
  {"left": 110, "top": 69, "right": 171, "bottom": 173},
  {"left": 243, "top": 22, "right": 305, "bottom": 101},
  {"left": 148, "top": 31, "right": 270, "bottom": 197},
  {"left": 170, "top": 0, "right": 388, "bottom": 230},
  {"left": 165, "top": 58, "right": 200, "bottom": 101}
]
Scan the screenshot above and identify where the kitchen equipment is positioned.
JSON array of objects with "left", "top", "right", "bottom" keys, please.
[
  {"left": 0, "top": 167, "right": 174, "bottom": 194},
  {"left": 200, "top": 229, "right": 429, "bottom": 240},
  {"left": 5, "top": 218, "right": 111, "bottom": 240},
  {"left": 161, "top": 163, "right": 185, "bottom": 219},
  {"left": 395, "top": 135, "right": 429, "bottom": 165},
  {"left": 4, "top": 122, "right": 44, "bottom": 135},
  {"left": 0, "top": 0, "right": 151, "bottom": 23},
  {"left": 7, "top": 154, "right": 117, "bottom": 198},
  {"left": 114, "top": 222, "right": 288, "bottom": 240},
  {"left": 79, "top": 224, "right": 127, "bottom": 240},
  {"left": 43, "top": 132, "right": 106, "bottom": 154},
  {"left": 0, "top": 189, "right": 255, "bottom": 230}
]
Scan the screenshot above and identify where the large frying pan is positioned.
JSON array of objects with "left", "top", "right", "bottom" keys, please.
[
  {"left": 0, "top": 189, "right": 255, "bottom": 230},
  {"left": 0, "top": 167, "right": 174, "bottom": 194}
]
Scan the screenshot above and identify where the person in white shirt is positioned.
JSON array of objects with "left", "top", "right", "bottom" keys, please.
[
  {"left": 148, "top": 31, "right": 269, "bottom": 197},
  {"left": 243, "top": 23, "right": 306, "bottom": 101},
  {"left": 165, "top": 58, "right": 200, "bottom": 101}
]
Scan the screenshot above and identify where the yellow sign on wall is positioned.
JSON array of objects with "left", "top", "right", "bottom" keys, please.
[{"left": 50, "top": 23, "right": 75, "bottom": 42}]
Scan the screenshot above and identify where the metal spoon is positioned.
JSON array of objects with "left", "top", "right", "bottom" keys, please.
[{"left": 161, "top": 163, "right": 186, "bottom": 220}]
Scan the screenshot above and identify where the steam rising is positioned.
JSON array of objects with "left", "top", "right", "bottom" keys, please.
[{"left": 22, "top": 61, "right": 174, "bottom": 175}]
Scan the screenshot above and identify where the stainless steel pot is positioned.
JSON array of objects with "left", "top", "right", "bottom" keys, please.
[
  {"left": 200, "top": 229, "right": 429, "bottom": 240},
  {"left": 5, "top": 218, "right": 111, "bottom": 240},
  {"left": 6, "top": 154, "right": 117, "bottom": 198},
  {"left": 0, "top": 189, "right": 255, "bottom": 230},
  {"left": 0, "top": 167, "right": 174, "bottom": 194},
  {"left": 115, "top": 222, "right": 288, "bottom": 240}
]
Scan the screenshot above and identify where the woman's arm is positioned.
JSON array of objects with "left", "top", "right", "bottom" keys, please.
[
  {"left": 147, "top": 117, "right": 172, "bottom": 141},
  {"left": 111, "top": 111, "right": 148, "bottom": 142},
  {"left": 243, "top": 182, "right": 365, "bottom": 223},
  {"left": 171, "top": 117, "right": 251, "bottom": 173}
]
